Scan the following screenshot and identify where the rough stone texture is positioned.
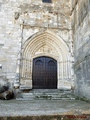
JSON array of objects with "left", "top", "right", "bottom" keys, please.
[
  {"left": 72, "top": 0, "right": 90, "bottom": 99},
  {"left": 1, "top": 0, "right": 90, "bottom": 98},
  {"left": 0, "top": 0, "right": 74, "bottom": 90}
]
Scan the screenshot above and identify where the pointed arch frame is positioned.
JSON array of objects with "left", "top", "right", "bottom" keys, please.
[{"left": 20, "top": 30, "right": 72, "bottom": 89}]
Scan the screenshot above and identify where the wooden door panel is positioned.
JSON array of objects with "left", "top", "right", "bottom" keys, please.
[{"left": 32, "top": 56, "right": 57, "bottom": 89}]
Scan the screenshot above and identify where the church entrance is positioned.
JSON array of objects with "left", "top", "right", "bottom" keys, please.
[
  {"left": 19, "top": 30, "right": 72, "bottom": 90},
  {"left": 32, "top": 56, "right": 57, "bottom": 89}
]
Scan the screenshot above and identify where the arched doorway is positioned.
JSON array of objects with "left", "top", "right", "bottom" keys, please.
[
  {"left": 32, "top": 56, "right": 57, "bottom": 89},
  {"left": 19, "top": 30, "right": 73, "bottom": 89}
]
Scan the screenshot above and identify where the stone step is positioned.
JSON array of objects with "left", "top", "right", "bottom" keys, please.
[
  {"left": 17, "top": 89, "right": 75, "bottom": 100},
  {"left": 31, "top": 89, "right": 71, "bottom": 92},
  {"left": 21, "top": 93, "right": 73, "bottom": 97},
  {"left": 16, "top": 97, "right": 75, "bottom": 100},
  {"left": 23, "top": 89, "right": 72, "bottom": 94},
  {"left": 22, "top": 97, "right": 75, "bottom": 100},
  {"left": 22, "top": 93, "right": 70, "bottom": 96}
]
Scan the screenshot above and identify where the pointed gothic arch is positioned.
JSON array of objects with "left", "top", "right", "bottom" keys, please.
[{"left": 20, "top": 30, "right": 72, "bottom": 89}]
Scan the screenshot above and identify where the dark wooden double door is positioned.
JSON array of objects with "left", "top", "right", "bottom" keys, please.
[{"left": 32, "top": 56, "right": 57, "bottom": 89}]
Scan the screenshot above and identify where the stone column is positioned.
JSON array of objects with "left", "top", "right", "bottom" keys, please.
[
  {"left": 14, "top": 21, "right": 24, "bottom": 89},
  {"left": 14, "top": 55, "right": 20, "bottom": 89}
]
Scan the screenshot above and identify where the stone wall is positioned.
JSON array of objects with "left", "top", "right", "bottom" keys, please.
[
  {"left": 0, "top": 0, "right": 73, "bottom": 89},
  {"left": 72, "top": 0, "right": 90, "bottom": 99}
]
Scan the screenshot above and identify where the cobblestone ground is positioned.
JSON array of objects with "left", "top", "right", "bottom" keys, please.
[{"left": 0, "top": 99, "right": 90, "bottom": 116}]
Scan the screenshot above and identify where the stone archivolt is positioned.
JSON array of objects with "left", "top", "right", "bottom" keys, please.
[{"left": 20, "top": 30, "right": 72, "bottom": 89}]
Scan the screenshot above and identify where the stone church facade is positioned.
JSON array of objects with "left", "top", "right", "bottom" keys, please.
[{"left": 0, "top": 0, "right": 90, "bottom": 99}]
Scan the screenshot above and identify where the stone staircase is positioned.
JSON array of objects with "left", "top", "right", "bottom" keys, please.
[{"left": 16, "top": 89, "right": 75, "bottom": 100}]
